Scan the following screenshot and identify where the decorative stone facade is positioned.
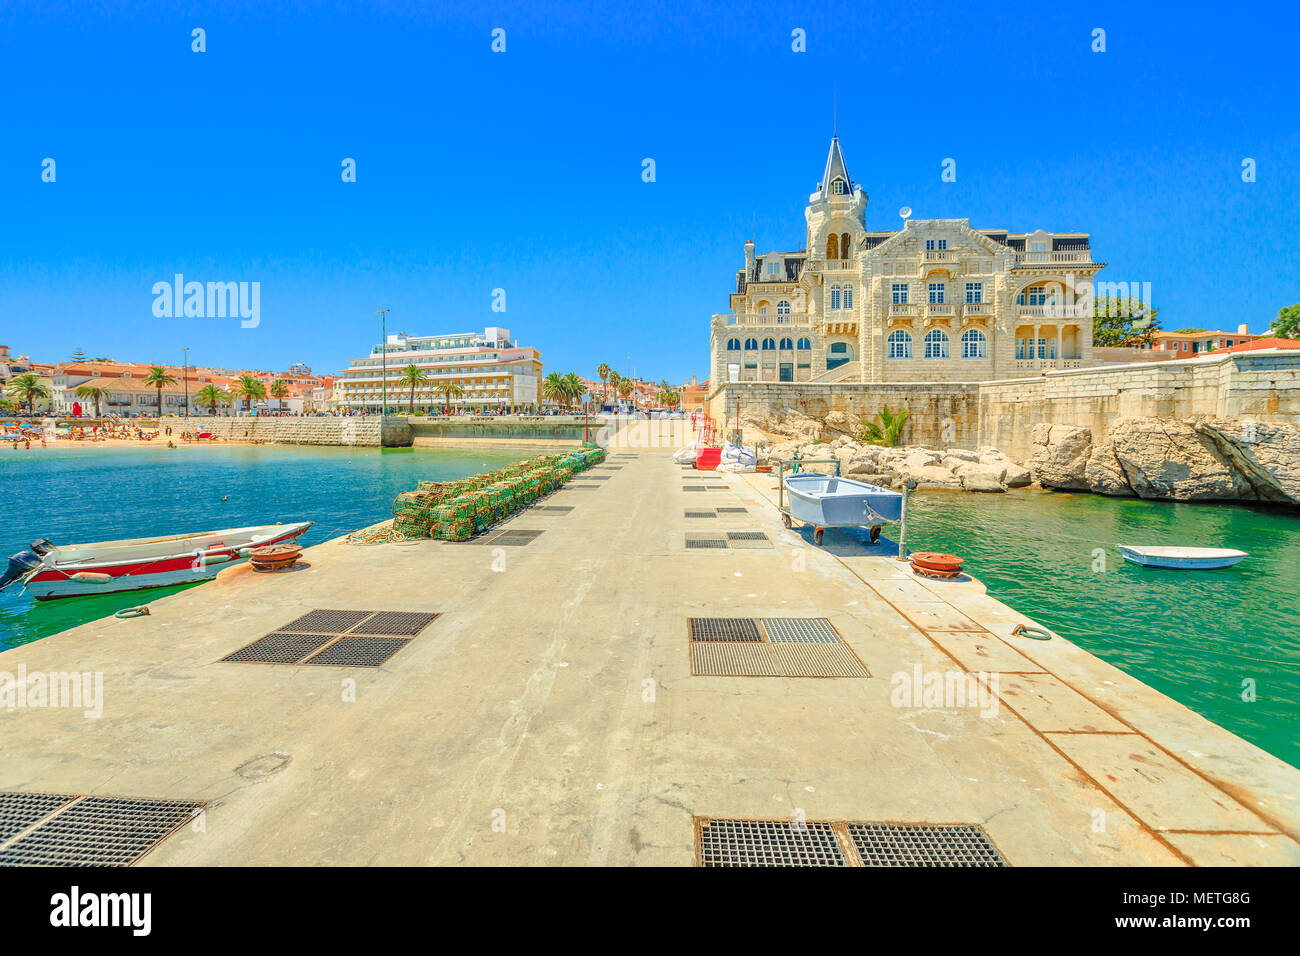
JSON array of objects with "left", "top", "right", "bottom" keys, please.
[{"left": 709, "top": 136, "right": 1106, "bottom": 389}]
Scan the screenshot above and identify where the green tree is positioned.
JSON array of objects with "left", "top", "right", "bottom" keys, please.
[
  {"left": 542, "top": 372, "right": 568, "bottom": 409},
  {"left": 1092, "top": 295, "right": 1161, "bottom": 347},
  {"left": 596, "top": 363, "right": 611, "bottom": 406},
  {"left": 856, "top": 405, "right": 910, "bottom": 447},
  {"left": 142, "top": 365, "right": 178, "bottom": 418},
  {"left": 231, "top": 374, "right": 265, "bottom": 414},
  {"left": 4, "top": 373, "right": 51, "bottom": 416},
  {"left": 195, "top": 384, "right": 228, "bottom": 415},
  {"left": 397, "top": 364, "right": 428, "bottom": 414},
  {"left": 1271, "top": 304, "right": 1300, "bottom": 340},
  {"left": 269, "top": 379, "right": 289, "bottom": 413},
  {"left": 70, "top": 348, "right": 87, "bottom": 363},
  {"left": 562, "top": 372, "right": 585, "bottom": 409},
  {"left": 433, "top": 380, "right": 465, "bottom": 414},
  {"left": 74, "top": 383, "right": 108, "bottom": 419}
]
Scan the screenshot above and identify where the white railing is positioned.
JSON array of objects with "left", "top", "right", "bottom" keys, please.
[
  {"left": 1014, "top": 251, "right": 1092, "bottom": 264},
  {"left": 926, "top": 303, "right": 954, "bottom": 316},
  {"left": 716, "top": 312, "right": 814, "bottom": 326},
  {"left": 923, "top": 250, "right": 956, "bottom": 262},
  {"left": 807, "top": 259, "right": 856, "bottom": 271},
  {"left": 1017, "top": 304, "right": 1090, "bottom": 319},
  {"left": 963, "top": 302, "right": 989, "bottom": 315},
  {"left": 890, "top": 302, "right": 918, "bottom": 315},
  {"left": 1014, "top": 358, "right": 1085, "bottom": 370}
]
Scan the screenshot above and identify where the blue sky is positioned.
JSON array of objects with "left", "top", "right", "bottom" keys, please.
[{"left": 1, "top": 0, "right": 1296, "bottom": 382}]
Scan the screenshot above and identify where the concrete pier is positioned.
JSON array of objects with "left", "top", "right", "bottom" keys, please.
[{"left": 2, "top": 428, "right": 1297, "bottom": 866}]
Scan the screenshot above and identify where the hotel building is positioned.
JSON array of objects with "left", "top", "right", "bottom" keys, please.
[
  {"left": 710, "top": 137, "right": 1107, "bottom": 388},
  {"left": 338, "top": 327, "right": 542, "bottom": 413}
]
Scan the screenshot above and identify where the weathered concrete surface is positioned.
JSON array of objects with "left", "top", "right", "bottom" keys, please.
[{"left": 1, "top": 422, "right": 1297, "bottom": 866}]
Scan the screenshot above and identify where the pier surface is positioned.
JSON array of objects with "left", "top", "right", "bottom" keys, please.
[{"left": 3, "top": 429, "right": 1298, "bottom": 866}]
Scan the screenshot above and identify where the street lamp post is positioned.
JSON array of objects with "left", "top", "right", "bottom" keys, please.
[
  {"left": 181, "top": 347, "right": 190, "bottom": 418},
  {"left": 376, "top": 309, "right": 390, "bottom": 417}
]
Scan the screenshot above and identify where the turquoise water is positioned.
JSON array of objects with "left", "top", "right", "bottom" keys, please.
[
  {"left": 906, "top": 489, "right": 1300, "bottom": 769},
  {"left": 0, "top": 444, "right": 530, "bottom": 648}
]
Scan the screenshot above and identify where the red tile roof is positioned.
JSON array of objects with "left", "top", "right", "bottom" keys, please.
[{"left": 1219, "top": 337, "right": 1300, "bottom": 353}]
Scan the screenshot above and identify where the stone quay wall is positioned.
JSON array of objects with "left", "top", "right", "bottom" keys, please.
[
  {"left": 184, "top": 417, "right": 413, "bottom": 447},
  {"left": 712, "top": 351, "right": 1300, "bottom": 459}
]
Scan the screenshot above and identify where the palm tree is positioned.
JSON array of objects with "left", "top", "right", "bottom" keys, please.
[
  {"left": 4, "top": 373, "right": 50, "bottom": 416},
  {"left": 596, "top": 363, "right": 611, "bottom": 407},
  {"left": 142, "top": 365, "right": 178, "bottom": 419},
  {"left": 433, "top": 380, "right": 465, "bottom": 414},
  {"left": 231, "top": 374, "right": 265, "bottom": 415},
  {"left": 616, "top": 378, "right": 633, "bottom": 410},
  {"left": 542, "top": 371, "right": 569, "bottom": 410},
  {"left": 270, "top": 379, "right": 289, "bottom": 414},
  {"left": 562, "top": 372, "right": 585, "bottom": 410},
  {"left": 195, "top": 384, "right": 228, "bottom": 416},
  {"left": 74, "top": 383, "right": 108, "bottom": 420},
  {"left": 397, "top": 364, "right": 429, "bottom": 414}
]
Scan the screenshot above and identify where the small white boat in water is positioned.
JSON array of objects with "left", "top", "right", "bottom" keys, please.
[
  {"left": 1118, "top": 545, "right": 1248, "bottom": 570},
  {"left": 782, "top": 473, "right": 903, "bottom": 544},
  {"left": 0, "top": 522, "right": 313, "bottom": 600}
]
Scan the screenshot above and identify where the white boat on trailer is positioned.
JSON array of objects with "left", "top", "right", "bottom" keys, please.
[
  {"left": 1118, "top": 545, "right": 1248, "bottom": 570},
  {"left": 0, "top": 522, "right": 313, "bottom": 600}
]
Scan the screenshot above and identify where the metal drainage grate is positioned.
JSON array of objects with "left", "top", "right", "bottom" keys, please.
[
  {"left": 682, "top": 486, "right": 708, "bottom": 492},
  {"left": 0, "top": 792, "right": 75, "bottom": 844},
  {"left": 0, "top": 795, "right": 204, "bottom": 867},
  {"left": 491, "top": 530, "right": 544, "bottom": 547},
  {"left": 221, "top": 632, "right": 336, "bottom": 664},
  {"left": 697, "top": 819, "right": 848, "bottom": 867},
  {"left": 276, "top": 609, "right": 372, "bottom": 633},
  {"left": 531, "top": 505, "right": 573, "bottom": 513},
  {"left": 726, "top": 531, "right": 768, "bottom": 541},
  {"left": 350, "top": 611, "right": 441, "bottom": 636},
  {"left": 689, "top": 617, "right": 763, "bottom": 642},
  {"left": 684, "top": 510, "right": 716, "bottom": 518},
  {"left": 762, "top": 618, "right": 840, "bottom": 643},
  {"left": 846, "top": 823, "right": 1008, "bottom": 867},
  {"left": 684, "top": 536, "right": 728, "bottom": 549},
  {"left": 581, "top": 476, "right": 611, "bottom": 481},
  {"left": 716, "top": 507, "right": 748, "bottom": 513},
  {"left": 303, "top": 636, "right": 411, "bottom": 667}
]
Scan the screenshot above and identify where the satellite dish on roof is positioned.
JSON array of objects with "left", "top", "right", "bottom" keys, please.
[{"left": 899, "top": 206, "right": 912, "bottom": 220}]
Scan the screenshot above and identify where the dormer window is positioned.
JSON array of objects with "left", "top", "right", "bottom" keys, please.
[{"left": 832, "top": 179, "right": 847, "bottom": 195}]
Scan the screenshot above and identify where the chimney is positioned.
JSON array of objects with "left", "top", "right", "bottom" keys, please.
[
  {"left": 1237, "top": 323, "right": 1249, "bottom": 335},
  {"left": 744, "top": 239, "right": 755, "bottom": 274}
]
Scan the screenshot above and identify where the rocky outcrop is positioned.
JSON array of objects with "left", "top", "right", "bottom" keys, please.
[{"left": 1025, "top": 417, "right": 1300, "bottom": 506}]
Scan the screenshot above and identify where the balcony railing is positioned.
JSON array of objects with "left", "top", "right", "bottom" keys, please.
[
  {"left": 922, "top": 250, "right": 957, "bottom": 262},
  {"left": 889, "top": 302, "right": 918, "bottom": 315},
  {"left": 717, "top": 312, "right": 813, "bottom": 326},
  {"left": 805, "top": 258, "right": 857, "bottom": 272},
  {"left": 925, "top": 303, "right": 954, "bottom": 316},
  {"left": 963, "top": 302, "right": 990, "bottom": 315},
  {"left": 1014, "top": 358, "right": 1085, "bottom": 370},
  {"left": 1017, "top": 304, "right": 1090, "bottom": 319},
  {"left": 1013, "top": 251, "right": 1092, "bottom": 265}
]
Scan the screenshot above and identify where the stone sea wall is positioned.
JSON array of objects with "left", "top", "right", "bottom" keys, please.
[
  {"left": 978, "top": 352, "right": 1300, "bottom": 460},
  {"left": 185, "top": 416, "right": 413, "bottom": 447},
  {"left": 408, "top": 418, "right": 605, "bottom": 443}
]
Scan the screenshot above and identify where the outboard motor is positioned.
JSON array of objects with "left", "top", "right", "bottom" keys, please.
[
  {"left": 0, "top": 550, "right": 44, "bottom": 591},
  {"left": 30, "top": 539, "right": 53, "bottom": 556}
]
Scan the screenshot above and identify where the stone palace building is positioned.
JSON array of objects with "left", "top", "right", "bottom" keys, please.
[{"left": 710, "top": 137, "right": 1105, "bottom": 387}]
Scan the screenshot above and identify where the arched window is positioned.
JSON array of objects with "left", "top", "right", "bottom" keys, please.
[
  {"left": 843, "top": 285, "right": 853, "bottom": 309},
  {"left": 726, "top": 338, "right": 741, "bottom": 351},
  {"left": 777, "top": 300, "right": 790, "bottom": 315},
  {"left": 744, "top": 337, "right": 759, "bottom": 350},
  {"left": 796, "top": 337, "right": 812, "bottom": 350},
  {"left": 924, "top": 329, "right": 950, "bottom": 359},
  {"left": 961, "top": 328, "right": 987, "bottom": 359},
  {"left": 761, "top": 337, "right": 777, "bottom": 350},
  {"left": 830, "top": 285, "right": 841, "bottom": 310},
  {"left": 779, "top": 337, "right": 794, "bottom": 350},
  {"left": 825, "top": 234, "right": 839, "bottom": 259},
  {"left": 888, "top": 330, "right": 913, "bottom": 359},
  {"left": 840, "top": 233, "right": 850, "bottom": 258}
]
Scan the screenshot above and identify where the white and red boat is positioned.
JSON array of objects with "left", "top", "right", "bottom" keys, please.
[{"left": 0, "top": 522, "right": 312, "bottom": 600}]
